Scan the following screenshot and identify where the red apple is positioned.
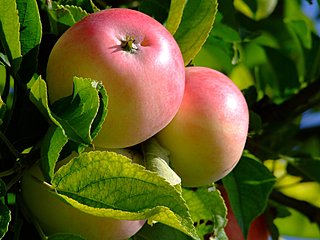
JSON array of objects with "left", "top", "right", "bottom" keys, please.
[
  {"left": 220, "top": 187, "right": 269, "bottom": 240},
  {"left": 21, "top": 153, "right": 146, "bottom": 240},
  {"left": 156, "top": 66, "right": 249, "bottom": 187},
  {"left": 46, "top": 8, "right": 185, "bottom": 148}
]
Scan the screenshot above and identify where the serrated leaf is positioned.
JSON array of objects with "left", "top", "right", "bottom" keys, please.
[
  {"left": 182, "top": 186, "right": 228, "bottom": 240},
  {"left": 165, "top": 0, "right": 187, "bottom": 35},
  {"left": 40, "top": 125, "right": 68, "bottom": 182},
  {"left": 0, "top": 196, "right": 10, "bottom": 239},
  {"left": 48, "top": 233, "right": 86, "bottom": 240},
  {"left": 48, "top": 2, "right": 88, "bottom": 35},
  {"left": 0, "top": 0, "right": 22, "bottom": 73},
  {"left": 52, "top": 151, "right": 199, "bottom": 239},
  {"left": 57, "top": 0, "right": 100, "bottom": 13},
  {"left": 174, "top": 0, "right": 217, "bottom": 65},
  {"left": 16, "top": 0, "right": 42, "bottom": 83},
  {"left": 222, "top": 153, "right": 276, "bottom": 239},
  {"left": 52, "top": 77, "right": 107, "bottom": 145}
]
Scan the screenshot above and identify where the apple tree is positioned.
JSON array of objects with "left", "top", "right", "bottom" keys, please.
[{"left": 0, "top": 0, "right": 320, "bottom": 239}]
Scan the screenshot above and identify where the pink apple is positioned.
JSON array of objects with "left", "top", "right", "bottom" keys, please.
[
  {"left": 156, "top": 66, "right": 249, "bottom": 187},
  {"left": 46, "top": 8, "right": 185, "bottom": 148}
]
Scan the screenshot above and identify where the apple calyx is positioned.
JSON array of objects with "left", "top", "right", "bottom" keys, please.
[{"left": 121, "top": 36, "right": 138, "bottom": 53}]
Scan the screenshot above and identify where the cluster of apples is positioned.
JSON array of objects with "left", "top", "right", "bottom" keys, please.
[{"left": 22, "top": 8, "right": 250, "bottom": 239}]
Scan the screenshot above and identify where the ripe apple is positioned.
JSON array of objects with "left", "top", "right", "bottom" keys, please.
[
  {"left": 156, "top": 66, "right": 249, "bottom": 187},
  {"left": 21, "top": 154, "right": 146, "bottom": 240},
  {"left": 219, "top": 186, "right": 269, "bottom": 240},
  {"left": 46, "top": 8, "right": 185, "bottom": 148}
]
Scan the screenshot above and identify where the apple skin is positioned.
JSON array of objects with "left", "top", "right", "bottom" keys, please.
[
  {"left": 219, "top": 187, "right": 269, "bottom": 240},
  {"left": 21, "top": 158, "right": 146, "bottom": 240},
  {"left": 156, "top": 66, "right": 249, "bottom": 187},
  {"left": 46, "top": 8, "right": 185, "bottom": 149}
]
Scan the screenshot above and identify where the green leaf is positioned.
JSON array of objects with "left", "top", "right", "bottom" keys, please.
[
  {"left": 0, "top": 202, "right": 10, "bottom": 239},
  {"left": 287, "top": 156, "right": 320, "bottom": 183},
  {"left": 141, "top": 138, "right": 181, "bottom": 186},
  {"left": 57, "top": 0, "right": 100, "bottom": 13},
  {"left": 52, "top": 77, "right": 107, "bottom": 145},
  {"left": 48, "top": 2, "right": 88, "bottom": 35},
  {"left": 28, "top": 75, "right": 62, "bottom": 128},
  {"left": 286, "top": 19, "right": 312, "bottom": 49},
  {"left": 0, "top": 0, "right": 22, "bottom": 73},
  {"left": 182, "top": 186, "right": 228, "bottom": 240},
  {"left": 133, "top": 223, "right": 194, "bottom": 240},
  {"left": 16, "top": 0, "right": 42, "bottom": 83},
  {"left": 0, "top": 96, "right": 6, "bottom": 125},
  {"left": 165, "top": 0, "right": 187, "bottom": 35},
  {"left": 48, "top": 233, "right": 86, "bottom": 240},
  {"left": 0, "top": 179, "right": 10, "bottom": 239},
  {"left": 52, "top": 151, "right": 199, "bottom": 239},
  {"left": 40, "top": 125, "right": 68, "bottom": 182},
  {"left": 222, "top": 153, "right": 276, "bottom": 239},
  {"left": 174, "top": 0, "right": 218, "bottom": 65}
]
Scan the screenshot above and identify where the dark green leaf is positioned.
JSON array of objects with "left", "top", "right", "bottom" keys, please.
[
  {"left": 165, "top": 0, "right": 187, "bottom": 35},
  {"left": 222, "top": 153, "right": 276, "bottom": 239},
  {"left": 174, "top": 0, "right": 218, "bottom": 65},
  {"left": 40, "top": 125, "right": 68, "bottom": 182},
  {"left": 52, "top": 151, "right": 199, "bottom": 239},
  {"left": 48, "top": 233, "right": 86, "bottom": 240},
  {"left": 287, "top": 157, "right": 320, "bottom": 182},
  {"left": 182, "top": 186, "right": 228, "bottom": 240},
  {"left": 52, "top": 77, "right": 107, "bottom": 145},
  {"left": 139, "top": 0, "right": 170, "bottom": 24},
  {"left": 133, "top": 223, "right": 194, "bottom": 240},
  {"left": 286, "top": 19, "right": 312, "bottom": 49},
  {"left": 263, "top": 46, "right": 300, "bottom": 99},
  {"left": 0, "top": 0, "right": 22, "bottom": 73}
]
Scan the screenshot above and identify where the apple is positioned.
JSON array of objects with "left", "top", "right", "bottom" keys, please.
[
  {"left": 156, "top": 66, "right": 249, "bottom": 187},
  {"left": 21, "top": 152, "right": 146, "bottom": 240},
  {"left": 219, "top": 187, "right": 269, "bottom": 240},
  {"left": 46, "top": 8, "right": 185, "bottom": 148}
]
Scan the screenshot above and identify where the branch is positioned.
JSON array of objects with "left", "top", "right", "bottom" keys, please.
[
  {"left": 270, "top": 190, "right": 320, "bottom": 228},
  {"left": 254, "top": 79, "right": 320, "bottom": 125}
]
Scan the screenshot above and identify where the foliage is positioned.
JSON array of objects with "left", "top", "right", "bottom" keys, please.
[{"left": 0, "top": 0, "right": 320, "bottom": 239}]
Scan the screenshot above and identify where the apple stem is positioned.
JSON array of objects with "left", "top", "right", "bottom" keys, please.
[{"left": 121, "top": 36, "right": 138, "bottom": 53}]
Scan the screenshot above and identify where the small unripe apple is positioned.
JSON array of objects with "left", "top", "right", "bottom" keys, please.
[
  {"left": 21, "top": 151, "right": 146, "bottom": 240},
  {"left": 220, "top": 186, "right": 269, "bottom": 240},
  {"left": 46, "top": 8, "right": 185, "bottom": 148},
  {"left": 156, "top": 67, "right": 249, "bottom": 187}
]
